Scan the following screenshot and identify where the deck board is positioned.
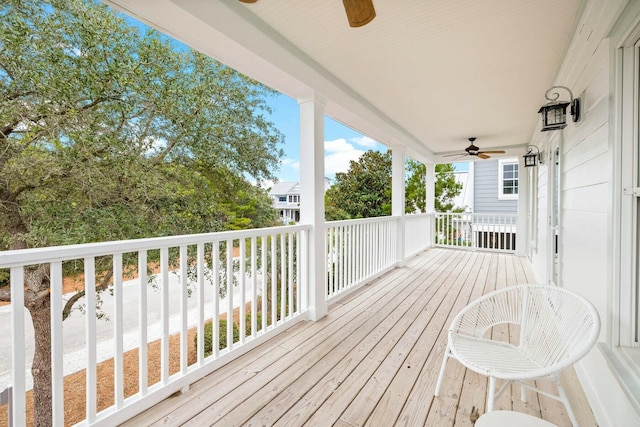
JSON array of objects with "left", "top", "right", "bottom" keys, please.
[{"left": 123, "top": 248, "right": 598, "bottom": 427}]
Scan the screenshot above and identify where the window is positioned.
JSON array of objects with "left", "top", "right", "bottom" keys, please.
[
  {"left": 618, "top": 34, "right": 640, "bottom": 348},
  {"left": 603, "top": 20, "right": 640, "bottom": 411},
  {"left": 498, "top": 159, "right": 518, "bottom": 200},
  {"left": 278, "top": 196, "right": 286, "bottom": 202},
  {"left": 288, "top": 194, "right": 300, "bottom": 203}
]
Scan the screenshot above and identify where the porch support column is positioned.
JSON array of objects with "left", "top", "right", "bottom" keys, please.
[
  {"left": 392, "top": 148, "right": 406, "bottom": 266},
  {"left": 425, "top": 162, "right": 436, "bottom": 247},
  {"left": 299, "top": 95, "right": 327, "bottom": 321},
  {"left": 516, "top": 156, "right": 529, "bottom": 256}
]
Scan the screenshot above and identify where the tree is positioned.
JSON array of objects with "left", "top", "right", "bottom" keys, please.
[
  {"left": 0, "top": 0, "right": 283, "bottom": 423},
  {"left": 434, "top": 163, "right": 464, "bottom": 212},
  {"left": 405, "top": 160, "right": 464, "bottom": 213},
  {"left": 325, "top": 151, "right": 463, "bottom": 220},
  {"left": 325, "top": 150, "right": 392, "bottom": 220},
  {"left": 405, "top": 158, "right": 427, "bottom": 213}
]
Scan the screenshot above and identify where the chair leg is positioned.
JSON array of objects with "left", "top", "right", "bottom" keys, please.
[
  {"left": 521, "top": 382, "right": 527, "bottom": 403},
  {"left": 487, "top": 376, "right": 496, "bottom": 411},
  {"left": 556, "top": 377, "right": 578, "bottom": 427},
  {"left": 434, "top": 344, "right": 451, "bottom": 397}
]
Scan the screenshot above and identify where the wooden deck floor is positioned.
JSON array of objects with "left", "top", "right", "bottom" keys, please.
[{"left": 124, "top": 248, "right": 597, "bottom": 427}]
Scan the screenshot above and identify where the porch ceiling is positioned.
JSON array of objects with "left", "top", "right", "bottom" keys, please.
[{"left": 106, "top": 0, "right": 582, "bottom": 162}]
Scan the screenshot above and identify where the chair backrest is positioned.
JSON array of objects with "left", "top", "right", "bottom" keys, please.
[{"left": 451, "top": 285, "right": 600, "bottom": 371}]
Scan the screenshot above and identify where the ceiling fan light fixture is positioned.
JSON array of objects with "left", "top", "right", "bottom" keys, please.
[{"left": 343, "top": 0, "right": 376, "bottom": 27}]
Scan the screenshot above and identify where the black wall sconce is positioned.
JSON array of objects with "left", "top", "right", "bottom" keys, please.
[
  {"left": 523, "top": 145, "right": 542, "bottom": 167},
  {"left": 538, "top": 86, "right": 581, "bottom": 132}
]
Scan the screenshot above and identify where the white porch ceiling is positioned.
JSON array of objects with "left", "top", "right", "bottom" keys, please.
[{"left": 105, "top": 0, "right": 583, "bottom": 163}]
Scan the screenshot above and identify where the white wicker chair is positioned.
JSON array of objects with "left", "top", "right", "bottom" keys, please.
[{"left": 434, "top": 285, "right": 600, "bottom": 427}]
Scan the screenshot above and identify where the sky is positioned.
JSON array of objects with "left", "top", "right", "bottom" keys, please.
[{"left": 264, "top": 93, "right": 389, "bottom": 184}]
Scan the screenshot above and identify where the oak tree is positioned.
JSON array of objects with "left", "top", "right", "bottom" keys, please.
[{"left": 0, "top": 0, "right": 283, "bottom": 423}]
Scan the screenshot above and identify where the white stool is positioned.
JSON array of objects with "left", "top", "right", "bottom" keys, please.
[{"left": 475, "top": 411, "right": 557, "bottom": 427}]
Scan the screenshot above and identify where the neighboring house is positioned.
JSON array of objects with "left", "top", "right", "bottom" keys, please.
[
  {"left": 451, "top": 159, "right": 519, "bottom": 250},
  {"left": 269, "top": 178, "right": 331, "bottom": 224},
  {"left": 269, "top": 181, "right": 300, "bottom": 224}
]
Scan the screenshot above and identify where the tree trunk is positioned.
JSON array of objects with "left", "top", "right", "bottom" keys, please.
[
  {"left": 27, "top": 297, "right": 53, "bottom": 426},
  {"left": 24, "top": 266, "right": 53, "bottom": 427}
]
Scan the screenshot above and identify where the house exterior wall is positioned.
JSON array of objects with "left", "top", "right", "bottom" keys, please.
[
  {"left": 473, "top": 159, "right": 518, "bottom": 214},
  {"left": 528, "top": 1, "right": 640, "bottom": 425}
]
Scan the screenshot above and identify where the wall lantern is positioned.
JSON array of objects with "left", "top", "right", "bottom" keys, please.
[
  {"left": 538, "top": 86, "right": 580, "bottom": 132},
  {"left": 523, "top": 145, "right": 542, "bottom": 167}
]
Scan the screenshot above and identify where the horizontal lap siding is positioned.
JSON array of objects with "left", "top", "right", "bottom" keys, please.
[{"left": 473, "top": 160, "right": 518, "bottom": 214}]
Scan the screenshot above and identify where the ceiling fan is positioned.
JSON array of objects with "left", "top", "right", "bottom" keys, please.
[
  {"left": 239, "top": 0, "right": 376, "bottom": 28},
  {"left": 443, "top": 138, "right": 506, "bottom": 160}
]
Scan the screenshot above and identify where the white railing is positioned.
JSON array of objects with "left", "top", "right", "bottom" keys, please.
[
  {"left": 434, "top": 212, "right": 518, "bottom": 253},
  {"left": 0, "top": 214, "right": 438, "bottom": 426},
  {"left": 0, "top": 225, "right": 309, "bottom": 426},
  {"left": 405, "top": 213, "right": 433, "bottom": 257},
  {"left": 325, "top": 216, "right": 398, "bottom": 300}
]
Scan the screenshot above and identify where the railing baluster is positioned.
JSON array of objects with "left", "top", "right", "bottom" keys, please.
[
  {"left": 113, "top": 253, "right": 124, "bottom": 408},
  {"left": 280, "top": 233, "right": 286, "bottom": 322},
  {"left": 213, "top": 241, "right": 220, "bottom": 358},
  {"left": 296, "top": 231, "right": 301, "bottom": 315},
  {"left": 84, "top": 257, "right": 97, "bottom": 422},
  {"left": 288, "top": 232, "right": 294, "bottom": 318},
  {"left": 139, "top": 250, "right": 149, "bottom": 392},
  {"left": 271, "top": 234, "right": 277, "bottom": 327},
  {"left": 50, "top": 261, "right": 64, "bottom": 427},
  {"left": 240, "top": 239, "right": 246, "bottom": 344},
  {"left": 10, "top": 267, "right": 25, "bottom": 427},
  {"left": 251, "top": 237, "right": 258, "bottom": 337},
  {"left": 261, "top": 236, "right": 267, "bottom": 332},
  {"left": 160, "top": 247, "right": 170, "bottom": 383},
  {"left": 179, "top": 245, "right": 188, "bottom": 375},
  {"left": 226, "top": 239, "right": 233, "bottom": 350},
  {"left": 196, "top": 244, "right": 205, "bottom": 365}
]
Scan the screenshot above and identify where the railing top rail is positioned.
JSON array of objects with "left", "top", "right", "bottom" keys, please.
[
  {"left": 435, "top": 211, "right": 517, "bottom": 218},
  {"left": 0, "top": 224, "right": 311, "bottom": 268},
  {"left": 405, "top": 212, "right": 432, "bottom": 219},
  {"left": 325, "top": 215, "right": 400, "bottom": 228}
]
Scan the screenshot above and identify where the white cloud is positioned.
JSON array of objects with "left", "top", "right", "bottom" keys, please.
[
  {"left": 351, "top": 135, "right": 378, "bottom": 148},
  {"left": 324, "top": 138, "right": 365, "bottom": 177},
  {"left": 281, "top": 157, "right": 300, "bottom": 171},
  {"left": 325, "top": 149, "right": 364, "bottom": 177},
  {"left": 324, "top": 138, "right": 354, "bottom": 153}
]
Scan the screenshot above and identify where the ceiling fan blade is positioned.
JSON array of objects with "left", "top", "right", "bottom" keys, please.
[
  {"left": 478, "top": 150, "right": 506, "bottom": 154},
  {"left": 239, "top": 0, "right": 257, "bottom": 3},
  {"left": 343, "top": 0, "right": 376, "bottom": 27},
  {"left": 477, "top": 153, "right": 491, "bottom": 159},
  {"left": 442, "top": 153, "right": 467, "bottom": 157}
]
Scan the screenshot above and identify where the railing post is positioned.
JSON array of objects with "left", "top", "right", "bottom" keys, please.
[
  {"left": 392, "top": 148, "right": 406, "bottom": 266},
  {"left": 299, "top": 95, "right": 327, "bottom": 321}
]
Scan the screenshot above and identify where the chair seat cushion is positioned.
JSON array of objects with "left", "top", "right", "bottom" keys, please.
[
  {"left": 450, "top": 335, "right": 551, "bottom": 380},
  {"left": 475, "top": 410, "right": 557, "bottom": 427}
]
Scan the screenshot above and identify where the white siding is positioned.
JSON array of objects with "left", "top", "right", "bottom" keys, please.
[
  {"left": 473, "top": 160, "right": 518, "bottom": 214},
  {"left": 529, "top": 0, "right": 640, "bottom": 425}
]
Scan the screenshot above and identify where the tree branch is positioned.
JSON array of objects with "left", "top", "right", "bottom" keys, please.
[
  {"left": 62, "top": 269, "right": 113, "bottom": 321},
  {"left": 151, "top": 133, "right": 182, "bottom": 165}
]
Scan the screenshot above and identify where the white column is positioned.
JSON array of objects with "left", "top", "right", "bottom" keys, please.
[
  {"left": 425, "top": 162, "right": 436, "bottom": 247},
  {"left": 425, "top": 162, "right": 436, "bottom": 213},
  {"left": 299, "top": 95, "right": 327, "bottom": 321},
  {"left": 392, "top": 148, "right": 406, "bottom": 266},
  {"left": 516, "top": 156, "right": 529, "bottom": 256}
]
